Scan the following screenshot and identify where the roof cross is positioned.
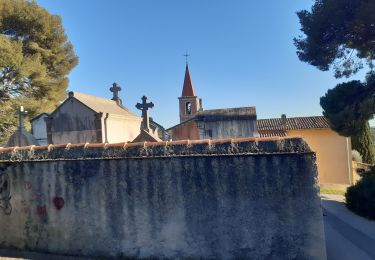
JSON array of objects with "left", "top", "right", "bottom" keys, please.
[
  {"left": 110, "top": 83, "right": 122, "bottom": 103},
  {"left": 136, "top": 95, "right": 154, "bottom": 132},
  {"left": 183, "top": 51, "right": 190, "bottom": 64}
]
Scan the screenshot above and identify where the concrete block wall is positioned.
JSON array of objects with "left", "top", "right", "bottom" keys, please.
[{"left": 0, "top": 137, "right": 326, "bottom": 259}]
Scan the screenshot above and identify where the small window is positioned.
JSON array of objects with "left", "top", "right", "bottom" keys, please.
[{"left": 186, "top": 102, "right": 192, "bottom": 115}]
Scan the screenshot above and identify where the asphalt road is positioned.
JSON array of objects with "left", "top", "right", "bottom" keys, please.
[{"left": 322, "top": 194, "right": 375, "bottom": 260}]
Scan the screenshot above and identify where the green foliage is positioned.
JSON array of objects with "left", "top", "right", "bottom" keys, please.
[
  {"left": 295, "top": 0, "right": 375, "bottom": 78},
  {"left": 371, "top": 127, "right": 375, "bottom": 143},
  {"left": 320, "top": 75, "right": 375, "bottom": 164},
  {"left": 0, "top": 0, "right": 78, "bottom": 144},
  {"left": 320, "top": 78, "right": 375, "bottom": 136},
  {"left": 0, "top": 102, "right": 16, "bottom": 146},
  {"left": 320, "top": 187, "right": 346, "bottom": 195},
  {"left": 351, "top": 123, "right": 375, "bottom": 164},
  {"left": 297, "top": 0, "right": 375, "bottom": 163},
  {"left": 352, "top": 150, "right": 363, "bottom": 163},
  {"left": 345, "top": 168, "right": 375, "bottom": 220}
]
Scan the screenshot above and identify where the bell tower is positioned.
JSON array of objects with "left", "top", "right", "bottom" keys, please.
[{"left": 179, "top": 64, "right": 202, "bottom": 123}]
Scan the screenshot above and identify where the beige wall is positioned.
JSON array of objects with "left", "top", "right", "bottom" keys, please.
[
  {"left": 51, "top": 130, "right": 99, "bottom": 144},
  {"left": 104, "top": 115, "right": 141, "bottom": 143},
  {"left": 287, "top": 129, "right": 352, "bottom": 185}
]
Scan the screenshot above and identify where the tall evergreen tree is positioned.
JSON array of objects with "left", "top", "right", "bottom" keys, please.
[
  {"left": 0, "top": 0, "right": 78, "bottom": 144},
  {"left": 296, "top": 0, "right": 375, "bottom": 163},
  {"left": 320, "top": 76, "right": 375, "bottom": 163},
  {"left": 351, "top": 123, "right": 375, "bottom": 164},
  {"left": 295, "top": 0, "right": 375, "bottom": 78},
  {"left": 320, "top": 77, "right": 375, "bottom": 136}
]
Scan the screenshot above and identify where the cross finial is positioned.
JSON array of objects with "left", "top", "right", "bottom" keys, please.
[
  {"left": 136, "top": 95, "right": 154, "bottom": 132},
  {"left": 183, "top": 51, "right": 190, "bottom": 64},
  {"left": 110, "top": 82, "right": 122, "bottom": 104},
  {"left": 18, "top": 106, "right": 28, "bottom": 130}
]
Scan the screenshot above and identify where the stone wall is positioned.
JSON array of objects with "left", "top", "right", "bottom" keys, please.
[
  {"left": 197, "top": 119, "right": 259, "bottom": 139},
  {"left": 46, "top": 98, "right": 100, "bottom": 144},
  {"left": 0, "top": 137, "right": 326, "bottom": 259},
  {"left": 31, "top": 114, "right": 48, "bottom": 146},
  {"left": 167, "top": 119, "right": 200, "bottom": 141}
]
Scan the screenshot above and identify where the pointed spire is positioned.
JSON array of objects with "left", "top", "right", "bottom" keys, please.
[{"left": 181, "top": 64, "right": 196, "bottom": 97}]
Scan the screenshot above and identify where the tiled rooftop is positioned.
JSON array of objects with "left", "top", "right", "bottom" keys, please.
[
  {"left": 259, "top": 131, "right": 287, "bottom": 137},
  {"left": 257, "top": 116, "right": 330, "bottom": 131},
  {"left": 65, "top": 92, "right": 140, "bottom": 119},
  {"left": 195, "top": 107, "right": 257, "bottom": 122},
  {"left": 198, "top": 107, "right": 257, "bottom": 117}
]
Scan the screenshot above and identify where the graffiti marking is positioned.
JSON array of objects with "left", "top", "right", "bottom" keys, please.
[
  {"left": 31, "top": 192, "right": 42, "bottom": 201},
  {"left": 36, "top": 205, "right": 47, "bottom": 216},
  {"left": 24, "top": 181, "right": 32, "bottom": 191},
  {"left": 53, "top": 197, "right": 65, "bottom": 210},
  {"left": 22, "top": 207, "right": 30, "bottom": 214}
]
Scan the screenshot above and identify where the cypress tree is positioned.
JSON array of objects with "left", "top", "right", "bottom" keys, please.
[
  {"left": 351, "top": 122, "right": 375, "bottom": 164},
  {"left": 298, "top": 1, "right": 375, "bottom": 165},
  {"left": 320, "top": 77, "right": 375, "bottom": 164}
]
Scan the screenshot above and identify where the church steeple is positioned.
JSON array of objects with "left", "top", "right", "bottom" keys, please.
[
  {"left": 178, "top": 63, "right": 202, "bottom": 123},
  {"left": 181, "top": 65, "right": 195, "bottom": 97}
]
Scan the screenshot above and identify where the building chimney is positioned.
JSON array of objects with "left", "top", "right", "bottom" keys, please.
[
  {"left": 281, "top": 114, "right": 287, "bottom": 126},
  {"left": 68, "top": 91, "right": 74, "bottom": 98}
]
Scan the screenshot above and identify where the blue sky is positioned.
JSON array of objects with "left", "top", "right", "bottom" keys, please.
[{"left": 36, "top": 0, "right": 368, "bottom": 127}]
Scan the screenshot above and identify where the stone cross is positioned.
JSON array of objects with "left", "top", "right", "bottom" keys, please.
[
  {"left": 136, "top": 96, "right": 154, "bottom": 132},
  {"left": 18, "top": 106, "right": 27, "bottom": 130},
  {"left": 110, "top": 83, "right": 121, "bottom": 102}
]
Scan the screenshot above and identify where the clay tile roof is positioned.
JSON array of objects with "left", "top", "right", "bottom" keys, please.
[
  {"left": 181, "top": 64, "right": 196, "bottom": 97},
  {"left": 196, "top": 107, "right": 257, "bottom": 121},
  {"left": 257, "top": 116, "right": 330, "bottom": 131},
  {"left": 259, "top": 131, "right": 287, "bottom": 137},
  {"left": 72, "top": 92, "right": 140, "bottom": 119}
]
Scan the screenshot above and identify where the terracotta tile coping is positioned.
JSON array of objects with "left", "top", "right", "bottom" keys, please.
[{"left": 0, "top": 136, "right": 300, "bottom": 154}]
